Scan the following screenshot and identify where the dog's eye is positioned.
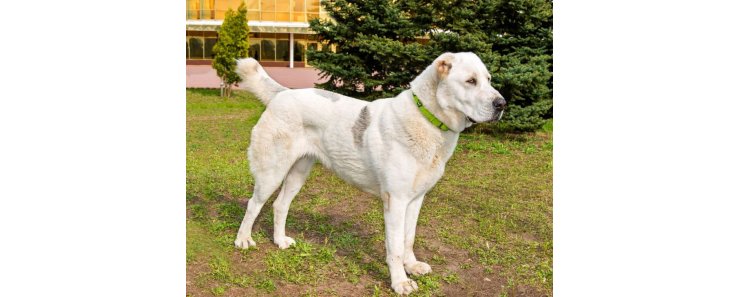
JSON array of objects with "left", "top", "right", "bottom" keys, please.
[{"left": 466, "top": 78, "right": 477, "bottom": 85}]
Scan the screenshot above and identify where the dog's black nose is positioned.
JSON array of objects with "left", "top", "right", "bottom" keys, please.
[{"left": 493, "top": 97, "right": 507, "bottom": 109}]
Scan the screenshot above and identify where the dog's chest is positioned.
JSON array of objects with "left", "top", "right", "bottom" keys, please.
[{"left": 406, "top": 129, "right": 457, "bottom": 193}]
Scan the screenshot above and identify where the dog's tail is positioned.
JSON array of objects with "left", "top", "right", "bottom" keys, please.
[{"left": 235, "top": 58, "right": 288, "bottom": 105}]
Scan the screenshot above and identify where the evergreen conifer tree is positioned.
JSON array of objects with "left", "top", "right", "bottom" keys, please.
[
  {"left": 212, "top": 2, "right": 249, "bottom": 97},
  {"left": 308, "top": 0, "right": 431, "bottom": 99},
  {"left": 309, "top": 0, "right": 553, "bottom": 131}
]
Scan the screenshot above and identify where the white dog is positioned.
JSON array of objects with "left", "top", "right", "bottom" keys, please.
[{"left": 233, "top": 52, "right": 506, "bottom": 295}]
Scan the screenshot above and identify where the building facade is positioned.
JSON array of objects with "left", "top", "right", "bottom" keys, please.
[{"left": 186, "top": 0, "right": 331, "bottom": 67}]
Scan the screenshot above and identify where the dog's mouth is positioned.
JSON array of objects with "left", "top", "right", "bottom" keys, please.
[
  {"left": 468, "top": 110, "right": 504, "bottom": 124},
  {"left": 494, "top": 110, "right": 504, "bottom": 122}
]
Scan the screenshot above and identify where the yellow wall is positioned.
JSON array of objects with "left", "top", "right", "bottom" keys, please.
[{"left": 186, "top": 0, "right": 326, "bottom": 22}]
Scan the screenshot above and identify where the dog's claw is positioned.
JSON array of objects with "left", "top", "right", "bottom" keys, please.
[
  {"left": 234, "top": 237, "right": 256, "bottom": 249},
  {"left": 274, "top": 236, "right": 296, "bottom": 249},
  {"left": 404, "top": 261, "right": 432, "bottom": 276},
  {"left": 392, "top": 279, "right": 418, "bottom": 295}
]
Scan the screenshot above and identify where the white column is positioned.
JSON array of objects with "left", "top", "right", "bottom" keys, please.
[{"left": 289, "top": 33, "right": 294, "bottom": 68}]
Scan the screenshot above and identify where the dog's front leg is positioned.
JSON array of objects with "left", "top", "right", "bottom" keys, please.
[
  {"left": 403, "top": 195, "right": 432, "bottom": 276},
  {"left": 383, "top": 193, "right": 418, "bottom": 295}
]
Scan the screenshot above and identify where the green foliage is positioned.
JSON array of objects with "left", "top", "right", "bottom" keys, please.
[
  {"left": 212, "top": 2, "right": 249, "bottom": 97},
  {"left": 255, "top": 278, "right": 277, "bottom": 292},
  {"left": 308, "top": 0, "right": 431, "bottom": 99},
  {"left": 265, "top": 240, "right": 336, "bottom": 284},
  {"left": 308, "top": 0, "right": 553, "bottom": 131}
]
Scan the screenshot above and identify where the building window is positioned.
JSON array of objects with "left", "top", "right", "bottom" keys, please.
[
  {"left": 188, "top": 37, "right": 204, "bottom": 59},
  {"left": 204, "top": 38, "right": 218, "bottom": 59},
  {"left": 294, "top": 40, "right": 306, "bottom": 63},
  {"left": 260, "top": 0, "right": 276, "bottom": 21},
  {"left": 307, "top": 0, "right": 320, "bottom": 20},
  {"left": 249, "top": 39, "right": 261, "bottom": 60},
  {"left": 261, "top": 39, "right": 276, "bottom": 61},
  {"left": 292, "top": 0, "right": 307, "bottom": 22},
  {"left": 276, "top": 40, "right": 290, "bottom": 61},
  {"left": 187, "top": 0, "right": 328, "bottom": 22},
  {"left": 276, "top": 0, "right": 290, "bottom": 22},
  {"left": 186, "top": 0, "right": 200, "bottom": 19}
]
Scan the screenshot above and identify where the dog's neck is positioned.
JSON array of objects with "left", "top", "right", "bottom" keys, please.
[{"left": 409, "top": 65, "right": 469, "bottom": 133}]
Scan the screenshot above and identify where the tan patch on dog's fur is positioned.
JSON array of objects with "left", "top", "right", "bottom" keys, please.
[
  {"left": 436, "top": 53, "right": 455, "bottom": 77},
  {"left": 381, "top": 192, "right": 390, "bottom": 211}
]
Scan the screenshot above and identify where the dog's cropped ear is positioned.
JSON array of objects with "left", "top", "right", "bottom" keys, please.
[{"left": 435, "top": 53, "right": 455, "bottom": 77}]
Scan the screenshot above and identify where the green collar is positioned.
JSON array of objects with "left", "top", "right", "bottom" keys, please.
[{"left": 413, "top": 93, "right": 450, "bottom": 131}]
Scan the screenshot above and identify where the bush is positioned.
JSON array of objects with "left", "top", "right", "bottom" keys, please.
[
  {"left": 212, "top": 2, "right": 249, "bottom": 97},
  {"left": 308, "top": 0, "right": 553, "bottom": 131}
]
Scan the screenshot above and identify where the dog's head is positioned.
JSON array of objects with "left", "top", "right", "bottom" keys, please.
[{"left": 433, "top": 52, "right": 506, "bottom": 124}]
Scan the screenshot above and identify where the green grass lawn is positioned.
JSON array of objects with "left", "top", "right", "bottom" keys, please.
[{"left": 186, "top": 88, "right": 553, "bottom": 297}]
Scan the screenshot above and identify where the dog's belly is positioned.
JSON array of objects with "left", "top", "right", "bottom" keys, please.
[
  {"left": 306, "top": 125, "right": 380, "bottom": 196},
  {"left": 318, "top": 144, "right": 381, "bottom": 196}
]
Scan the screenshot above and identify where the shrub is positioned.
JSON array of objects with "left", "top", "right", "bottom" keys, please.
[
  {"left": 212, "top": 2, "right": 249, "bottom": 97},
  {"left": 308, "top": 0, "right": 553, "bottom": 131}
]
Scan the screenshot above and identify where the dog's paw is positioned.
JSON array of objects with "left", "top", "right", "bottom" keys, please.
[
  {"left": 404, "top": 261, "right": 432, "bottom": 276},
  {"left": 273, "top": 236, "right": 296, "bottom": 249},
  {"left": 234, "top": 237, "right": 256, "bottom": 249},
  {"left": 391, "top": 279, "right": 418, "bottom": 295}
]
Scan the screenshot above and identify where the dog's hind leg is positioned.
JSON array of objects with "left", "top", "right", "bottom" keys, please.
[
  {"left": 272, "top": 156, "right": 314, "bottom": 249},
  {"left": 234, "top": 158, "right": 292, "bottom": 249}
]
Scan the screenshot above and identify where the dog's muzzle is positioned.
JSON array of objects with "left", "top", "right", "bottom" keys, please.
[
  {"left": 491, "top": 97, "right": 507, "bottom": 122},
  {"left": 468, "top": 97, "right": 507, "bottom": 124}
]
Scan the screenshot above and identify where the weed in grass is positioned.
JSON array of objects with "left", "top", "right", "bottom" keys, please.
[
  {"left": 233, "top": 274, "right": 251, "bottom": 287},
  {"left": 443, "top": 272, "right": 460, "bottom": 284},
  {"left": 208, "top": 220, "right": 236, "bottom": 234},
  {"left": 332, "top": 232, "right": 361, "bottom": 253},
  {"left": 341, "top": 258, "right": 363, "bottom": 284},
  {"left": 308, "top": 194, "right": 331, "bottom": 208},
  {"left": 413, "top": 274, "right": 442, "bottom": 296},
  {"left": 187, "top": 221, "right": 231, "bottom": 266},
  {"left": 462, "top": 141, "right": 489, "bottom": 151},
  {"left": 211, "top": 285, "right": 226, "bottom": 296},
  {"left": 362, "top": 261, "right": 390, "bottom": 280},
  {"left": 265, "top": 240, "right": 336, "bottom": 284},
  {"left": 252, "top": 230, "right": 268, "bottom": 244},
  {"left": 372, "top": 284, "right": 382, "bottom": 297},
  {"left": 215, "top": 233, "right": 237, "bottom": 248},
  {"left": 255, "top": 278, "right": 276, "bottom": 292},
  {"left": 543, "top": 141, "right": 553, "bottom": 151},
  {"left": 491, "top": 142, "right": 511, "bottom": 154},
  {"left": 208, "top": 256, "right": 232, "bottom": 282},
  {"left": 361, "top": 208, "right": 384, "bottom": 226},
  {"left": 190, "top": 204, "right": 207, "bottom": 221},
  {"left": 430, "top": 254, "right": 446, "bottom": 265},
  {"left": 217, "top": 201, "right": 244, "bottom": 224},
  {"left": 301, "top": 288, "right": 319, "bottom": 297}
]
